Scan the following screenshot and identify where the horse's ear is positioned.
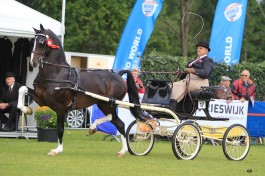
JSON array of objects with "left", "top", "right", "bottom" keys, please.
[
  {"left": 40, "top": 24, "right": 45, "bottom": 31},
  {"left": 32, "top": 27, "right": 38, "bottom": 33}
]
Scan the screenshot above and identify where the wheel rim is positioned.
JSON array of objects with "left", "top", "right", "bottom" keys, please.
[
  {"left": 223, "top": 125, "right": 250, "bottom": 160},
  {"left": 127, "top": 121, "right": 154, "bottom": 156},
  {"left": 172, "top": 123, "right": 201, "bottom": 160},
  {"left": 67, "top": 110, "right": 84, "bottom": 128}
]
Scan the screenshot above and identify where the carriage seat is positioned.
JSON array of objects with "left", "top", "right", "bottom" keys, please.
[
  {"left": 190, "top": 86, "right": 220, "bottom": 101},
  {"left": 142, "top": 80, "right": 172, "bottom": 105}
]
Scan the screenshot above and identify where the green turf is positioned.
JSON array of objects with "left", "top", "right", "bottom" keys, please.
[{"left": 0, "top": 130, "right": 264, "bottom": 176}]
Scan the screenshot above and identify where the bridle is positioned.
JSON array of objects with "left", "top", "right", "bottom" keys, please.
[
  {"left": 32, "top": 33, "right": 63, "bottom": 68},
  {"left": 32, "top": 33, "right": 80, "bottom": 85}
]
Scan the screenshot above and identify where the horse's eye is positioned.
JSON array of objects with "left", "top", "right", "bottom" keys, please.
[{"left": 39, "top": 38, "right": 45, "bottom": 46}]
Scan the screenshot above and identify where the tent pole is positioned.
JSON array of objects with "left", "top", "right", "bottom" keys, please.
[{"left": 61, "top": 0, "right": 66, "bottom": 47}]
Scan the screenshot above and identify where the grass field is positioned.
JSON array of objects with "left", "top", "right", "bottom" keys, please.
[{"left": 0, "top": 129, "right": 264, "bottom": 176}]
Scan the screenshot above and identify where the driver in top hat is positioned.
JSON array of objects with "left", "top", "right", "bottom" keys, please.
[{"left": 171, "top": 41, "right": 214, "bottom": 102}]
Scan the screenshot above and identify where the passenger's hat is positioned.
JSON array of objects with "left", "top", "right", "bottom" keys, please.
[
  {"left": 5, "top": 72, "right": 16, "bottom": 78},
  {"left": 221, "top": 76, "right": 232, "bottom": 81},
  {"left": 196, "top": 41, "right": 211, "bottom": 52}
]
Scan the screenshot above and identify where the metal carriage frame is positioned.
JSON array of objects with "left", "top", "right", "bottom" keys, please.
[{"left": 124, "top": 80, "right": 250, "bottom": 161}]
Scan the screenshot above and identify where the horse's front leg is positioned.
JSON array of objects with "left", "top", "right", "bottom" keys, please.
[
  {"left": 17, "top": 86, "right": 32, "bottom": 114},
  {"left": 48, "top": 111, "right": 65, "bottom": 156}
]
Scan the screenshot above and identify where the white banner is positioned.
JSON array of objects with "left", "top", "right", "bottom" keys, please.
[{"left": 193, "top": 99, "right": 248, "bottom": 127}]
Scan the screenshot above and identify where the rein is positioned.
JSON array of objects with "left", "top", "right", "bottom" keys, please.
[
  {"left": 40, "top": 60, "right": 71, "bottom": 69},
  {"left": 140, "top": 71, "right": 176, "bottom": 74}
]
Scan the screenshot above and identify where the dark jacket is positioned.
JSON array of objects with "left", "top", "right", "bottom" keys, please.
[
  {"left": 215, "top": 84, "right": 234, "bottom": 100},
  {"left": 180, "top": 56, "right": 214, "bottom": 79},
  {"left": 0, "top": 82, "right": 22, "bottom": 107}
]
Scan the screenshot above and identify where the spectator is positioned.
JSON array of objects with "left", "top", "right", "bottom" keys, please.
[
  {"left": 0, "top": 72, "right": 22, "bottom": 131},
  {"left": 171, "top": 41, "right": 214, "bottom": 102},
  {"left": 215, "top": 76, "right": 233, "bottom": 104},
  {"left": 131, "top": 68, "right": 145, "bottom": 94},
  {"left": 232, "top": 69, "right": 256, "bottom": 102}
]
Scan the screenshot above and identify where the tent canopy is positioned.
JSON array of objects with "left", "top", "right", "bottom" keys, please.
[{"left": 0, "top": 0, "right": 63, "bottom": 38}]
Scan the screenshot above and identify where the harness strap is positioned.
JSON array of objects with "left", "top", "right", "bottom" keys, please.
[
  {"left": 70, "top": 68, "right": 82, "bottom": 109},
  {"left": 36, "top": 75, "right": 76, "bottom": 85},
  {"left": 35, "top": 68, "right": 82, "bottom": 110}
]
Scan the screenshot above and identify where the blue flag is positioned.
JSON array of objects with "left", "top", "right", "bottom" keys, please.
[
  {"left": 209, "top": 0, "right": 248, "bottom": 66},
  {"left": 113, "top": 0, "right": 163, "bottom": 71}
]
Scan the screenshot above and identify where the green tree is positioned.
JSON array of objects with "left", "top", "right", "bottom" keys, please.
[
  {"left": 64, "top": 0, "right": 135, "bottom": 54},
  {"left": 242, "top": 0, "right": 265, "bottom": 63}
]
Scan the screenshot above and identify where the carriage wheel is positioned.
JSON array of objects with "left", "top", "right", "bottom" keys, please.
[
  {"left": 67, "top": 109, "right": 85, "bottom": 128},
  {"left": 222, "top": 124, "right": 250, "bottom": 161},
  {"left": 171, "top": 122, "right": 201, "bottom": 160},
  {"left": 126, "top": 120, "right": 155, "bottom": 156},
  {"left": 184, "top": 121, "right": 204, "bottom": 147}
]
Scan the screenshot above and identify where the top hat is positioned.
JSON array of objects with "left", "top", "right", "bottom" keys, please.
[
  {"left": 221, "top": 76, "right": 232, "bottom": 81},
  {"left": 5, "top": 72, "right": 16, "bottom": 78},
  {"left": 196, "top": 41, "right": 211, "bottom": 52}
]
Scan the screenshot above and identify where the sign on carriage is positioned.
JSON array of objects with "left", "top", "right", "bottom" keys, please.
[
  {"left": 113, "top": 0, "right": 163, "bottom": 71},
  {"left": 194, "top": 99, "right": 248, "bottom": 127}
]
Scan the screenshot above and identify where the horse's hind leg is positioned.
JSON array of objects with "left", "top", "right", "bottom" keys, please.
[
  {"left": 95, "top": 104, "right": 127, "bottom": 157},
  {"left": 111, "top": 113, "right": 128, "bottom": 157}
]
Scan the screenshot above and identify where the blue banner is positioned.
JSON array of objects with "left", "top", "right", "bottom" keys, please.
[
  {"left": 113, "top": 0, "right": 163, "bottom": 71},
  {"left": 247, "top": 102, "right": 265, "bottom": 137},
  {"left": 209, "top": 0, "right": 248, "bottom": 66}
]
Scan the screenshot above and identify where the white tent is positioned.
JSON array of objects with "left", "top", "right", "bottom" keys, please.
[{"left": 0, "top": 0, "right": 63, "bottom": 38}]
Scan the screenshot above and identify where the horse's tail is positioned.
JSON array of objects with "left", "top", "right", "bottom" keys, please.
[{"left": 118, "top": 70, "right": 146, "bottom": 122}]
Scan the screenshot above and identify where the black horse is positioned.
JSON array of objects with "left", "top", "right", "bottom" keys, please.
[{"left": 17, "top": 24, "right": 146, "bottom": 157}]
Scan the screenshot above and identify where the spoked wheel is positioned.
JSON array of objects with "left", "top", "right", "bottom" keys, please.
[
  {"left": 184, "top": 121, "right": 204, "bottom": 147},
  {"left": 171, "top": 122, "right": 201, "bottom": 160},
  {"left": 222, "top": 124, "right": 250, "bottom": 161},
  {"left": 126, "top": 120, "right": 155, "bottom": 156}
]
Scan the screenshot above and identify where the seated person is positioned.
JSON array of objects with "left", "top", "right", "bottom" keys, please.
[
  {"left": 0, "top": 72, "right": 22, "bottom": 131},
  {"left": 131, "top": 68, "right": 145, "bottom": 94},
  {"left": 171, "top": 41, "right": 214, "bottom": 102},
  {"left": 214, "top": 76, "right": 233, "bottom": 104}
]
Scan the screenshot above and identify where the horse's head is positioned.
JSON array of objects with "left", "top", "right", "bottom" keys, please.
[{"left": 31, "top": 24, "right": 61, "bottom": 68}]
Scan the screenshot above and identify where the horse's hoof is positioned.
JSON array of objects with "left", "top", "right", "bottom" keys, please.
[
  {"left": 117, "top": 152, "right": 125, "bottom": 158},
  {"left": 26, "top": 107, "right": 33, "bottom": 115},
  {"left": 88, "top": 128, "right": 97, "bottom": 135},
  {"left": 47, "top": 149, "right": 57, "bottom": 156}
]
